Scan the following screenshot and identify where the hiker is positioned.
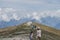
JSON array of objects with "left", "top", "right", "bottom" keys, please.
[
  {"left": 33, "top": 25, "right": 37, "bottom": 40},
  {"left": 29, "top": 31, "right": 33, "bottom": 40},
  {"left": 30, "top": 25, "right": 37, "bottom": 40},
  {"left": 37, "top": 27, "right": 41, "bottom": 40}
]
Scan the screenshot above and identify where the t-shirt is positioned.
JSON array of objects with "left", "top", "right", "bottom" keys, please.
[{"left": 37, "top": 30, "right": 41, "bottom": 37}]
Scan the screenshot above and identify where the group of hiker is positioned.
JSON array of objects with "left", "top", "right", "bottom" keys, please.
[
  {"left": 13, "top": 21, "right": 41, "bottom": 40},
  {"left": 29, "top": 25, "right": 41, "bottom": 40}
]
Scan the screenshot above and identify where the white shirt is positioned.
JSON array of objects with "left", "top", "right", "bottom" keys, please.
[{"left": 37, "top": 30, "right": 41, "bottom": 37}]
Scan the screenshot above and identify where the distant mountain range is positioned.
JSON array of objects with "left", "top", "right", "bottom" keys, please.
[
  {"left": 41, "top": 16, "right": 60, "bottom": 29},
  {"left": 0, "top": 16, "right": 60, "bottom": 29}
]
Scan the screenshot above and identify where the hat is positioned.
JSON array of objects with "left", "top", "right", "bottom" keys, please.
[{"left": 37, "top": 27, "right": 41, "bottom": 29}]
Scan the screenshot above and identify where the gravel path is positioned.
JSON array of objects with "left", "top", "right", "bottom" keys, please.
[{"left": 0, "top": 34, "right": 30, "bottom": 40}]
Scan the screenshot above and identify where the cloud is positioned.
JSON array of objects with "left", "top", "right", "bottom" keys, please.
[
  {"left": 0, "top": 8, "right": 20, "bottom": 22},
  {"left": 32, "top": 12, "right": 40, "bottom": 20},
  {"left": 1, "top": 0, "right": 60, "bottom": 11},
  {"left": 39, "top": 10, "right": 60, "bottom": 18},
  {"left": 12, "top": 13, "right": 20, "bottom": 20},
  {"left": 1, "top": 14, "right": 10, "bottom": 22},
  {"left": 0, "top": 8, "right": 60, "bottom": 22},
  {"left": 2, "top": 0, "right": 48, "bottom": 5},
  {"left": 26, "top": 14, "right": 31, "bottom": 18},
  {"left": 32, "top": 15, "right": 40, "bottom": 20},
  {"left": 0, "top": 8, "right": 1, "bottom": 11},
  {"left": 4, "top": 8, "right": 16, "bottom": 12},
  {"left": 32, "top": 12, "right": 37, "bottom": 16},
  {"left": 30, "top": 10, "right": 60, "bottom": 21},
  {"left": 0, "top": 8, "right": 2, "bottom": 15},
  {"left": 2, "top": 0, "right": 60, "bottom": 5}
]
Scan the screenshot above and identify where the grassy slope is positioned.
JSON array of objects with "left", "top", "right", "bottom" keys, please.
[
  {"left": 33, "top": 22, "right": 60, "bottom": 36},
  {"left": 0, "top": 22, "right": 60, "bottom": 40},
  {"left": 33, "top": 22, "right": 60, "bottom": 40}
]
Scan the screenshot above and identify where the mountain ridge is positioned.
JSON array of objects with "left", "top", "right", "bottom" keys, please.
[
  {"left": 0, "top": 22, "right": 60, "bottom": 40},
  {"left": 0, "top": 22, "right": 60, "bottom": 36}
]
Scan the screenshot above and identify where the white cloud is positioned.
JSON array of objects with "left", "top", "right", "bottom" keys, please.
[
  {"left": 38, "top": 10, "right": 60, "bottom": 18},
  {"left": 27, "top": 14, "right": 31, "bottom": 18},
  {"left": 3, "top": 8, "right": 16, "bottom": 13},
  {"left": 33, "top": 16, "right": 40, "bottom": 20},
  {"left": 0, "top": 8, "right": 20, "bottom": 22},
  {"left": 0, "top": 8, "right": 2, "bottom": 14},
  {"left": 12, "top": 13, "right": 20, "bottom": 20},
  {"left": 0, "top": 8, "right": 1, "bottom": 11},
  {"left": 2, "top": 0, "right": 60, "bottom": 6},
  {"left": 30, "top": 10, "right": 60, "bottom": 21},
  {"left": 0, "top": 8, "right": 60, "bottom": 22},
  {"left": 1, "top": 14, "right": 10, "bottom": 22},
  {"left": 32, "top": 12, "right": 37, "bottom": 16},
  {"left": 32, "top": 12, "right": 40, "bottom": 20}
]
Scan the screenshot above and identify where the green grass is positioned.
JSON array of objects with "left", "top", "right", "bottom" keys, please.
[{"left": 0, "top": 22, "right": 60, "bottom": 40}]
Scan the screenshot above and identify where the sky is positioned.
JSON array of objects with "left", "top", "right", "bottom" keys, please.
[{"left": 0, "top": 0, "right": 60, "bottom": 29}]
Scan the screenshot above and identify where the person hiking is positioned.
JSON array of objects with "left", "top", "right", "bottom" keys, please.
[
  {"left": 30, "top": 25, "right": 37, "bottom": 40},
  {"left": 29, "top": 31, "right": 33, "bottom": 40},
  {"left": 37, "top": 27, "right": 41, "bottom": 40}
]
